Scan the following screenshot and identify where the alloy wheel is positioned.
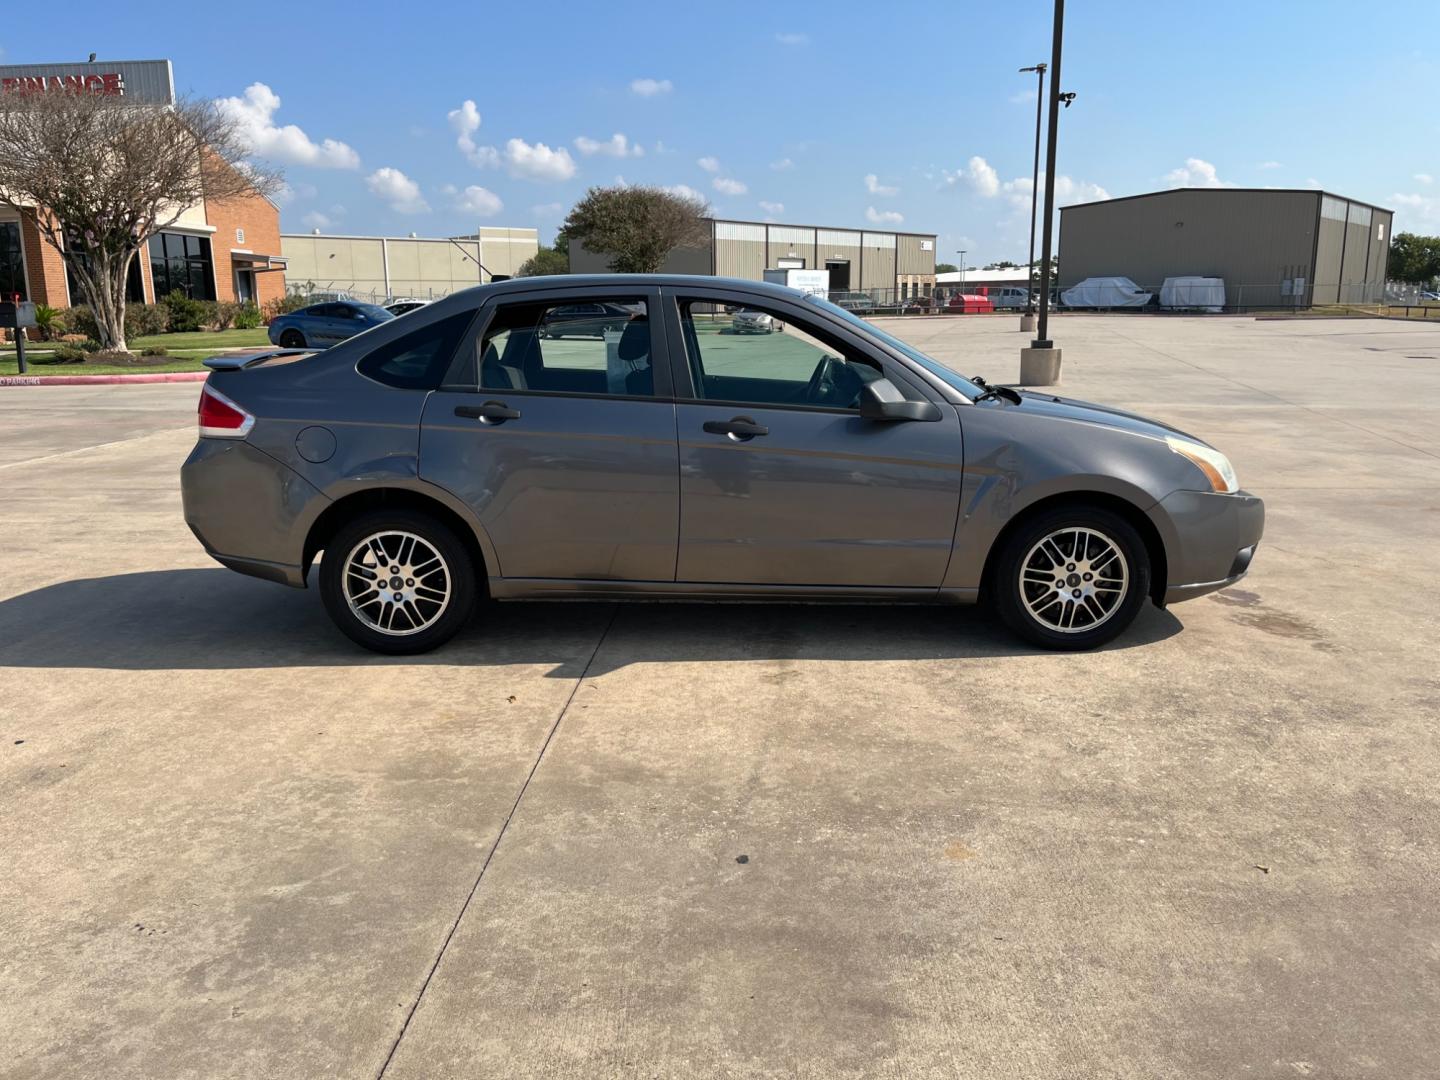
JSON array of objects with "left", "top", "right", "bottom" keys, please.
[
  {"left": 342, "top": 530, "right": 451, "bottom": 636},
  {"left": 1018, "top": 527, "right": 1129, "bottom": 633}
]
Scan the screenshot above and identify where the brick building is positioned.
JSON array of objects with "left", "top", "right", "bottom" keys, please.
[{"left": 0, "top": 59, "right": 286, "bottom": 310}]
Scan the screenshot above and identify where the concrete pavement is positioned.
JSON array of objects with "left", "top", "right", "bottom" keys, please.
[{"left": 2, "top": 314, "right": 1438, "bottom": 1078}]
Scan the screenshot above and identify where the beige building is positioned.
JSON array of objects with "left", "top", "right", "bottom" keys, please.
[
  {"left": 1058, "top": 188, "right": 1394, "bottom": 307},
  {"left": 279, "top": 227, "right": 539, "bottom": 302},
  {"left": 569, "top": 217, "right": 937, "bottom": 301}
]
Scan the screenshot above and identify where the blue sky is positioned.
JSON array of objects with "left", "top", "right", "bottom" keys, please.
[{"left": 4, "top": 0, "right": 1437, "bottom": 265}]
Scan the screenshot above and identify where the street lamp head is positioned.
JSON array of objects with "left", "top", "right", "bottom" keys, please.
[{"left": 1019, "top": 64, "right": 1046, "bottom": 73}]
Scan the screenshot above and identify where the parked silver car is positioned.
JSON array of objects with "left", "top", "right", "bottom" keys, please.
[
  {"left": 731, "top": 309, "right": 780, "bottom": 333},
  {"left": 183, "top": 275, "right": 1263, "bottom": 654}
]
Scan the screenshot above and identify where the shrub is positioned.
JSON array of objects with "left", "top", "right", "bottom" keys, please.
[
  {"left": 124, "top": 303, "right": 169, "bottom": 340},
  {"left": 264, "top": 290, "right": 314, "bottom": 322},
  {"left": 86, "top": 349, "right": 135, "bottom": 362},
  {"left": 32, "top": 304, "right": 62, "bottom": 341},
  {"left": 234, "top": 301, "right": 263, "bottom": 330},
  {"left": 210, "top": 300, "right": 243, "bottom": 331},
  {"left": 141, "top": 345, "right": 168, "bottom": 357},
  {"left": 163, "top": 291, "right": 209, "bottom": 333},
  {"left": 66, "top": 305, "right": 101, "bottom": 341},
  {"left": 51, "top": 344, "right": 86, "bottom": 362},
  {"left": 78, "top": 338, "right": 103, "bottom": 353}
]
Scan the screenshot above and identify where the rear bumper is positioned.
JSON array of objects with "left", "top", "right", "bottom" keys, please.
[
  {"left": 182, "top": 438, "right": 328, "bottom": 589},
  {"left": 1149, "top": 489, "right": 1265, "bottom": 605}
]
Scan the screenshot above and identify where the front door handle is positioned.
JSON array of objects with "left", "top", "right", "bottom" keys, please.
[
  {"left": 455, "top": 400, "right": 521, "bottom": 424},
  {"left": 703, "top": 416, "right": 769, "bottom": 440}
]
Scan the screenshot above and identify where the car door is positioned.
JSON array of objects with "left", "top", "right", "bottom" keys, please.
[
  {"left": 419, "top": 286, "right": 679, "bottom": 582},
  {"left": 663, "top": 288, "right": 964, "bottom": 589}
]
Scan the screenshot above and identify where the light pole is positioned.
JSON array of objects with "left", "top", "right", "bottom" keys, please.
[
  {"left": 1019, "top": 62, "right": 1046, "bottom": 330},
  {"left": 956, "top": 250, "right": 967, "bottom": 293},
  {"left": 1021, "top": 0, "right": 1068, "bottom": 386}
]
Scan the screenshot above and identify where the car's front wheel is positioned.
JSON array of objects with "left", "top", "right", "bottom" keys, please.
[
  {"left": 992, "top": 506, "right": 1150, "bottom": 650},
  {"left": 319, "top": 509, "right": 477, "bottom": 654},
  {"left": 278, "top": 329, "right": 306, "bottom": 349}
]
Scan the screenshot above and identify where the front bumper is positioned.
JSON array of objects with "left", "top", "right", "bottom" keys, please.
[
  {"left": 1148, "top": 489, "right": 1265, "bottom": 605},
  {"left": 181, "top": 438, "right": 329, "bottom": 589}
]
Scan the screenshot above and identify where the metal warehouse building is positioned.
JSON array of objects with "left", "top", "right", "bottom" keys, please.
[
  {"left": 1059, "top": 188, "right": 1394, "bottom": 307},
  {"left": 569, "top": 218, "right": 938, "bottom": 302},
  {"left": 280, "top": 228, "right": 539, "bottom": 303}
]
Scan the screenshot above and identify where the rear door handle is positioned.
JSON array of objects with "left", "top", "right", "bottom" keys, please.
[
  {"left": 703, "top": 416, "right": 769, "bottom": 439},
  {"left": 455, "top": 400, "right": 521, "bottom": 424}
]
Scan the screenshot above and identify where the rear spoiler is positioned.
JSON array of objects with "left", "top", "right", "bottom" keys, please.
[{"left": 203, "top": 349, "right": 311, "bottom": 371}]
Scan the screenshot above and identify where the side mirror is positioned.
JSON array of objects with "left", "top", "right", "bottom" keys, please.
[{"left": 859, "top": 377, "right": 942, "bottom": 422}]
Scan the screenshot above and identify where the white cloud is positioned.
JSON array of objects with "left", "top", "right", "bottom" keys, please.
[
  {"left": 999, "top": 174, "right": 1110, "bottom": 211},
  {"left": 272, "top": 180, "right": 317, "bottom": 207},
  {"left": 698, "top": 156, "right": 721, "bottom": 173},
  {"left": 1259, "top": 161, "right": 1283, "bottom": 170},
  {"left": 864, "top": 173, "right": 898, "bottom": 196},
  {"left": 630, "top": 77, "right": 673, "bottom": 97},
  {"left": 575, "top": 132, "right": 644, "bottom": 158},
  {"left": 866, "top": 206, "right": 904, "bottom": 225},
  {"left": 770, "top": 158, "right": 794, "bottom": 171},
  {"left": 451, "top": 184, "right": 503, "bottom": 217},
  {"left": 1010, "top": 88, "right": 1038, "bottom": 104},
  {"left": 1415, "top": 173, "right": 1434, "bottom": 185},
  {"left": 945, "top": 155, "right": 999, "bottom": 197},
  {"left": 759, "top": 200, "right": 784, "bottom": 214},
  {"left": 217, "top": 83, "right": 359, "bottom": 169},
  {"left": 1304, "top": 177, "right": 1323, "bottom": 189},
  {"left": 366, "top": 167, "right": 430, "bottom": 214},
  {"left": 1392, "top": 192, "right": 1440, "bottom": 227},
  {"left": 665, "top": 183, "right": 705, "bottom": 202},
  {"left": 504, "top": 138, "right": 577, "bottom": 181},
  {"left": 713, "top": 177, "right": 748, "bottom": 196},
  {"left": 530, "top": 202, "right": 564, "bottom": 217},
  {"left": 775, "top": 32, "right": 809, "bottom": 45},
  {"left": 1163, "top": 157, "right": 1233, "bottom": 188},
  {"left": 301, "top": 210, "right": 333, "bottom": 231},
  {"left": 448, "top": 99, "right": 500, "bottom": 168}
]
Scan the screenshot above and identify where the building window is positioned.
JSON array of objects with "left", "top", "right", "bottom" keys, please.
[
  {"left": 65, "top": 246, "right": 145, "bottom": 306},
  {"left": 0, "top": 222, "right": 26, "bottom": 300},
  {"left": 235, "top": 228, "right": 245, "bottom": 245},
  {"left": 149, "top": 232, "right": 216, "bottom": 301}
]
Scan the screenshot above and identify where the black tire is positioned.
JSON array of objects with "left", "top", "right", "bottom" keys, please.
[
  {"left": 991, "top": 506, "right": 1150, "bottom": 650},
  {"left": 319, "top": 509, "right": 478, "bottom": 655},
  {"left": 279, "top": 329, "right": 306, "bottom": 349}
]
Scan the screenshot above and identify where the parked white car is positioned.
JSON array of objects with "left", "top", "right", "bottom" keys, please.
[
  {"left": 1061, "top": 277, "right": 1153, "bottom": 308},
  {"left": 988, "top": 287, "right": 1031, "bottom": 310}
]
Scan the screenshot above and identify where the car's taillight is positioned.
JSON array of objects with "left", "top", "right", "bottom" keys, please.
[{"left": 197, "top": 384, "right": 255, "bottom": 439}]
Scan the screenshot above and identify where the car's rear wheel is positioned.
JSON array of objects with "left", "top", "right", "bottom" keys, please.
[
  {"left": 992, "top": 506, "right": 1149, "bottom": 650},
  {"left": 279, "top": 329, "right": 306, "bottom": 349},
  {"left": 319, "top": 510, "right": 477, "bottom": 655}
]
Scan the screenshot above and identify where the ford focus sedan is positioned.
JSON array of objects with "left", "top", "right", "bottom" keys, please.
[
  {"left": 183, "top": 275, "right": 1263, "bottom": 654},
  {"left": 267, "top": 300, "right": 394, "bottom": 350}
]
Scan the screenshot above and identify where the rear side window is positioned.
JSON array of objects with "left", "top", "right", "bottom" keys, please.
[{"left": 357, "top": 312, "right": 474, "bottom": 390}]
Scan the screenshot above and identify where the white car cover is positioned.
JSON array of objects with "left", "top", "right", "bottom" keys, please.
[
  {"left": 1160, "top": 276, "right": 1226, "bottom": 312},
  {"left": 1061, "top": 277, "right": 1153, "bottom": 308}
]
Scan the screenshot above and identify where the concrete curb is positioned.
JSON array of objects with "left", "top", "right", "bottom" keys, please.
[{"left": 0, "top": 371, "right": 208, "bottom": 387}]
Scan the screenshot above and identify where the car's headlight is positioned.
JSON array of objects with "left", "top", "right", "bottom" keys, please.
[{"left": 1166, "top": 436, "right": 1238, "bottom": 494}]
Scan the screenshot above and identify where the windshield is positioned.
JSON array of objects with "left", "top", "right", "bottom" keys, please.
[
  {"left": 355, "top": 303, "right": 395, "bottom": 321},
  {"left": 803, "top": 294, "right": 980, "bottom": 400}
]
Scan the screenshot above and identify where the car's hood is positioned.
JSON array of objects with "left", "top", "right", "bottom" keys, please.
[{"left": 1011, "top": 390, "right": 1204, "bottom": 445}]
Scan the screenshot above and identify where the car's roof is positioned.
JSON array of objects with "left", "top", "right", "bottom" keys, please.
[{"left": 477, "top": 274, "right": 812, "bottom": 299}]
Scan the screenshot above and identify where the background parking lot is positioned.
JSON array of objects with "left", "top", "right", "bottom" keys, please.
[{"left": 2, "top": 314, "right": 1438, "bottom": 1079}]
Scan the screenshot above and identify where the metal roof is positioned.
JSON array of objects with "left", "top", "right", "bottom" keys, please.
[{"left": 1059, "top": 187, "right": 1394, "bottom": 216}]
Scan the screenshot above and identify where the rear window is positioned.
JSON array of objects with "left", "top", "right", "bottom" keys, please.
[{"left": 356, "top": 312, "right": 475, "bottom": 390}]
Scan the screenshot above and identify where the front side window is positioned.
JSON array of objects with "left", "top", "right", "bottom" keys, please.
[
  {"left": 358, "top": 311, "right": 474, "bottom": 390},
  {"left": 456, "top": 296, "right": 653, "bottom": 397},
  {"left": 678, "top": 298, "right": 883, "bottom": 410}
]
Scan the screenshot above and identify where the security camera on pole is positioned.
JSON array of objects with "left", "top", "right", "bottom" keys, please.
[{"left": 1020, "top": 0, "right": 1074, "bottom": 387}]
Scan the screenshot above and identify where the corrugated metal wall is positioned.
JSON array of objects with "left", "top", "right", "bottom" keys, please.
[
  {"left": 1058, "top": 189, "right": 1322, "bottom": 306},
  {"left": 859, "top": 232, "right": 896, "bottom": 291},
  {"left": 714, "top": 221, "right": 766, "bottom": 280},
  {"left": 766, "top": 225, "right": 817, "bottom": 271}
]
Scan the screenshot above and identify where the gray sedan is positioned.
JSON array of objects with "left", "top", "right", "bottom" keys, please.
[{"left": 182, "top": 275, "right": 1263, "bottom": 654}]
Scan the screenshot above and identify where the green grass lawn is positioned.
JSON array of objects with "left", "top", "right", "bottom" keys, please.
[{"left": 1, "top": 327, "right": 273, "bottom": 377}]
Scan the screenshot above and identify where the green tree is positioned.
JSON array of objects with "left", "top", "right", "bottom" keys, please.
[
  {"left": 561, "top": 185, "right": 711, "bottom": 273},
  {"left": 934, "top": 262, "right": 958, "bottom": 274},
  {"left": 1387, "top": 233, "right": 1440, "bottom": 284},
  {"left": 985, "top": 260, "right": 1019, "bottom": 270},
  {"left": 516, "top": 246, "right": 569, "bottom": 277},
  {"left": 0, "top": 89, "right": 279, "bottom": 352}
]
